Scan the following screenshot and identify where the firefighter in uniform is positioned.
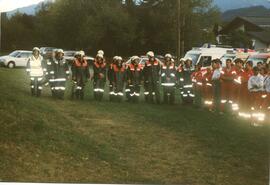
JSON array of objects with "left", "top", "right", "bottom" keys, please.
[
  {"left": 180, "top": 58, "right": 195, "bottom": 104},
  {"left": 71, "top": 51, "right": 90, "bottom": 100},
  {"left": 220, "top": 59, "right": 237, "bottom": 112},
  {"left": 108, "top": 56, "right": 118, "bottom": 101},
  {"left": 143, "top": 51, "right": 161, "bottom": 104},
  {"left": 232, "top": 59, "right": 244, "bottom": 112},
  {"left": 192, "top": 63, "right": 203, "bottom": 108},
  {"left": 238, "top": 60, "right": 254, "bottom": 116},
  {"left": 202, "top": 66, "right": 213, "bottom": 110},
  {"left": 52, "top": 49, "right": 69, "bottom": 99},
  {"left": 26, "top": 47, "right": 45, "bottom": 97},
  {"left": 93, "top": 53, "right": 107, "bottom": 101},
  {"left": 44, "top": 50, "right": 56, "bottom": 96},
  {"left": 112, "top": 56, "right": 126, "bottom": 102},
  {"left": 161, "top": 54, "right": 177, "bottom": 104},
  {"left": 248, "top": 67, "right": 265, "bottom": 123},
  {"left": 126, "top": 56, "right": 143, "bottom": 103},
  {"left": 211, "top": 59, "right": 222, "bottom": 112}
]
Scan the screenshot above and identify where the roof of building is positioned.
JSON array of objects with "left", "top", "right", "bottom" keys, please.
[
  {"left": 247, "top": 31, "right": 270, "bottom": 44},
  {"left": 241, "top": 16, "right": 270, "bottom": 28}
]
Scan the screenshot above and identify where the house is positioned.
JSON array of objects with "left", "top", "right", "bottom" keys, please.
[{"left": 219, "top": 16, "right": 270, "bottom": 50}]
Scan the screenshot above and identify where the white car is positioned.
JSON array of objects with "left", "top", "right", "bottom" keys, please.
[
  {"left": 0, "top": 50, "right": 32, "bottom": 68},
  {"left": 125, "top": 56, "right": 163, "bottom": 67}
]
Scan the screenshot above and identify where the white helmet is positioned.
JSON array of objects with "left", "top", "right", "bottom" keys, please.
[
  {"left": 97, "top": 50, "right": 104, "bottom": 56},
  {"left": 96, "top": 53, "right": 103, "bottom": 59},
  {"left": 79, "top": 50, "right": 85, "bottom": 56},
  {"left": 147, "top": 51, "right": 154, "bottom": 58},
  {"left": 75, "top": 51, "right": 80, "bottom": 56},
  {"left": 165, "top": 54, "right": 172, "bottom": 59},
  {"left": 33, "top": 47, "right": 40, "bottom": 52},
  {"left": 180, "top": 58, "right": 186, "bottom": 61},
  {"left": 113, "top": 56, "right": 118, "bottom": 60},
  {"left": 132, "top": 56, "right": 140, "bottom": 61},
  {"left": 57, "top": 49, "right": 64, "bottom": 54},
  {"left": 118, "top": 56, "right": 123, "bottom": 61},
  {"left": 187, "top": 57, "right": 192, "bottom": 61}
]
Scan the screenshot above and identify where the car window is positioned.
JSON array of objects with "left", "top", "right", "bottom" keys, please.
[
  {"left": 199, "top": 56, "right": 212, "bottom": 67},
  {"left": 19, "top": 53, "right": 30, "bottom": 58},
  {"left": 184, "top": 53, "right": 201, "bottom": 65},
  {"left": 9, "top": 51, "right": 20, "bottom": 57}
]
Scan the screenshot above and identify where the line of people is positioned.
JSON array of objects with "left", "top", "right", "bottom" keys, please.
[
  {"left": 26, "top": 47, "right": 270, "bottom": 123},
  {"left": 191, "top": 58, "right": 270, "bottom": 123}
]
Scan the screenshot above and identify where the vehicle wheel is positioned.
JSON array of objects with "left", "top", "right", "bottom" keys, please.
[{"left": 7, "top": 62, "right": 15, "bottom": 69}]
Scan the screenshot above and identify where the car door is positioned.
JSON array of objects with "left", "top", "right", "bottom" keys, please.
[{"left": 16, "top": 52, "right": 30, "bottom": 67}]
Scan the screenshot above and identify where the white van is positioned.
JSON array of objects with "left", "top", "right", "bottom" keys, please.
[{"left": 184, "top": 44, "right": 234, "bottom": 68}]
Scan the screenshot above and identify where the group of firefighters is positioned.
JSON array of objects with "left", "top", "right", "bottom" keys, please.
[{"left": 26, "top": 47, "right": 270, "bottom": 123}]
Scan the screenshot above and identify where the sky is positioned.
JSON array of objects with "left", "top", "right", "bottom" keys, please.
[{"left": 0, "top": 0, "right": 45, "bottom": 12}]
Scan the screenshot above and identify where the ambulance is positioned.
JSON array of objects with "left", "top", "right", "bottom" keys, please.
[{"left": 184, "top": 44, "right": 234, "bottom": 68}]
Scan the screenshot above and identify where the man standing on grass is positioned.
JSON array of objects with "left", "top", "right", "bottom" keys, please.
[
  {"left": 211, "top": 59, "right": 222, "bottom": 113},
  {"left": 143, "top": 51, "right": 161, "bottom": 104},
  {"left": 44, "top": 50, "right": 56, "bottom": 97},
  {"left": 161, "top": 54, "right": 177, "bottom": 104},
  {"left": 108, "top": 56, "right": 118, "bottom": 101},
  {"left": 71, "top": 51, "right": 90, "bottom": 100},
  {"left": 220, "top": 59, "right": 237, "bottom": 113},
  {"left": 93, "top": 53, "right": 107, "bottom": 101},
  {"left": 238, "top": 61, "right": 253, "bottom": 115},
  {"left": 179, "top": 58, "right": 195, "bottom": 104},
  {"left": 112, "top": 56, "right": 126, "bottom": 102},
  {"left": 202, "top": 66, "right": 213, "bottom": 111},
  {"left": 26, "top": 47, "right": 45, "bottom": 97},
  {"left": 52, "top": 49, "right": 69, "bottom": 99},
  {"left": 192, "top": 63, "right": 203, "bottom": 108},
  {"left": 248, "top": 67, "right": 265, "bottom": 122},
  {"left": 126, "top": 56, "right": 143, "bottom": 103}
]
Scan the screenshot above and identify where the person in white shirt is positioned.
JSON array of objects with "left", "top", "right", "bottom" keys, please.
[
  {"left": 248, "top": 67, "right": 265, "bottom": 112},
  {"left": 211, "top": 59, "right": 222, "bottom": 112},
  {"left": 26, "top": 47, "right": 45, "bottom": 97}
]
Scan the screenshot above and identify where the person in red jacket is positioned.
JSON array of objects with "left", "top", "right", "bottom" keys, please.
[
  {"left": 238, "top": 60, "right": 254, "bottom": 117},
  {"left": 191, "top": 63, "right": 203, "bottom": 108},
  {"left": 93, "top": 53, "right": 107, "bottom": 101},
  {"left": 202, "top": 66, "right": 213, "bottom": 111},
  {"left": 220, "top": 59, "right": 237, "bottom": 112},
  {"left": 71, "top": 51, "right": 90, "bottom": 100},
  {"left": 112, "top": 57, "right": 126, "bottom": 102},
  {"left": 126, "top": 56, "right": 143, "bottom": 103},
  {"left": 232, "top": 58, "right": 244, "bottom": 112}
]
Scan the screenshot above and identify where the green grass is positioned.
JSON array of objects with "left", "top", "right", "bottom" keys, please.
[{"left": 0, "top": 68, "right": 269, "bottom": 184}]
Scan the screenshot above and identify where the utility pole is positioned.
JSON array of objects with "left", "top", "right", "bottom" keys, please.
[{"left": 177, "top": 0, "right": 181, "bottom": 62}]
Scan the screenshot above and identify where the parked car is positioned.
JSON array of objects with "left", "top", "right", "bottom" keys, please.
[
  {"left": 125, "top": 56, "right": 162, "bottom": 67},
  {"left": 0, "top": 50, "right": 32, "bottom": 68},
  {"left": 184, "top": 44, "right": 234, "bottom": 68}
]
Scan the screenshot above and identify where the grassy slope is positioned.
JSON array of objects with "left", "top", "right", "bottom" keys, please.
[{"left": 0, "top": 68, "right": 269, "bottom": 185}]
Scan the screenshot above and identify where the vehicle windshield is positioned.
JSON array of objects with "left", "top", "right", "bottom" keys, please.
[
  {"left": 9, "top": 51, "right": 20, "bottom": 57},
  {"left": 248, "top": 57, "right": 268, "bottom": 64},
  {"left": 184, "top": 53, "right": 200, "bottom": 65}
]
